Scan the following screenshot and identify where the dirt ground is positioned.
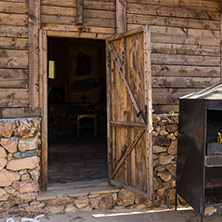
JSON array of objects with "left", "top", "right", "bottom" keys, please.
[{"left": 0, "top": 209, "right": 221, "bottom": 222}]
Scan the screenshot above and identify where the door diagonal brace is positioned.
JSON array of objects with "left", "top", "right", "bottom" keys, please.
[
  {"left": 111, "top": 129, "right": 145, "bottom": 180},
  {"left": 108, "top": 43, "right": 146, "bottom": 123}
]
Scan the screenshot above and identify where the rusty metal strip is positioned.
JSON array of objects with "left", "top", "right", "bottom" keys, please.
[
  {"left": 108, "top": 43, "right": 146, "bottom": 123},
  {"left": 111, "top": 129, "right": 145, "bottom": 180}
]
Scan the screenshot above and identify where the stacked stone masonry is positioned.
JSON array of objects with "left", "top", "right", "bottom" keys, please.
[{"left": 0, "top": 115, "right": 187, "bottom": 217}]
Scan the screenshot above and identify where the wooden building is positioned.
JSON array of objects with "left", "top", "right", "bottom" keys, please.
[{"left": 0, "top": 0, "right": 221, "bottom": 212}]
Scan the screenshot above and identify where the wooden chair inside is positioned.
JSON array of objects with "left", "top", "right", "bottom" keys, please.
[{"left": 77, "top": 114, "right": 97, "bottom": 141}]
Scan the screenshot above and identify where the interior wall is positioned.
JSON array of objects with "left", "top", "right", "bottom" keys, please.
[{"left": 48, "top": 37, "right": 106, "bottom": 141}]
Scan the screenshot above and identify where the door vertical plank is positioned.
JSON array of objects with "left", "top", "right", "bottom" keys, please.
[
  {"left": 116, "top": 0, "right": 126, "bottom": 33},
  {"left": 106, "top": 40, "right": 112, "bottom": 179},
  {"left": 29, "top": 0, "right": 40, "bottom": 107},
  {"left": 121, "top": 37, "right": 128, "bottom": 185},
  {"left": 144, "top": 25, "right": 154, "bottom": 200},
  {"left": 39, "top": 30, "right": 48, "bottom": 191}
]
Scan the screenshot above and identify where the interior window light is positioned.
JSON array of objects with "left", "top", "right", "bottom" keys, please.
[{"left": 49, "top": 60, "right": 55, "bottom": 79}]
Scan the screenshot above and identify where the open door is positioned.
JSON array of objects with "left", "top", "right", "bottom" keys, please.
[{"left": 106, "top": 25, "right": 153, "bottom": 199}]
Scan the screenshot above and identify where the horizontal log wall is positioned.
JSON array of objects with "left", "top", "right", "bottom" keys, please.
[
  {"left": 0, "top": 1, "right": 29, "bottom": 112},
  {"left": 127, "top": 0, "right": 221, "bottom": 113},
  {"left": 41, "top": 0, "right": 116, "bottom": 38}
]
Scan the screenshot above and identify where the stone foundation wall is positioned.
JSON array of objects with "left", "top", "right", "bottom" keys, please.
[
  {"left": 0, "top": 118, "right": 41, "bottom": 215},
  {"left": 0, "top": 114, "right": 186, "bottom": 217}
]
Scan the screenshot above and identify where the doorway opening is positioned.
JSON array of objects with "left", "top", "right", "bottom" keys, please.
[{"left": 47, "top": 37, "right": 108, "bottom": 185}]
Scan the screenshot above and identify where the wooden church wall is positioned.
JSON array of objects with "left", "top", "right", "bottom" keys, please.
[{"left": 126, "top": 0, "right": 221, "bottom": 112}]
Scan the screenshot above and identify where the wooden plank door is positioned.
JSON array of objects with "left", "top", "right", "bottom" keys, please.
[{"left": 106, "top": 25, "right": 153, "bottom": 199}]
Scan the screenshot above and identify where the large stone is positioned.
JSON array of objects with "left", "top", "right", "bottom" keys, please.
[
  {"left": 74, "top": 198, "right": 90, "bottom": 209},
  {"left": 0, "top": 201, "right": 10, "bottom": 213},
  {"left": 166, "top": 189, "right": 175, "bottom": 205},
  {"left": 12, "top": 181, "right": 39, "bottom": 194},
  {"left": 0, "top": 194, "right": 10, "bottom": 201},
  {"left": 0, "top": 147, "right": 7, "bottom": 158},
  {"left": 155, "top": 136, "right": 171, "bottom": 147},
  {"left": 9, "top": 192, "right": 38, "bottom": 205},
  {"left": 166, "top": 124, "right": 178, "bottom": 133},
  {"left": 159, "top": 130, "right": 168, "bottom": 136},
  {"left": 168, "top": 140, "right": 178, "bottom": 155},
  {"left": 65, "top": 204, "right": 78, "bottom": 213},
  {"left": 45, "top": 198, "right": 73, "bottom": 206},
  {"left": 159, "top": 155, "right": 174, "bottom": 165},
  {"left": 157, "top": 171, "right": 172, "bottom": 182},
  {"left": 0, "top": 138, "right": 18, "bottom": 153},
  {"left": 13, "top": 150, "right": 38, "bottom": 159},
  {"left": 152, "top": 115, "right": 160, "bottom": 123},
  {"left": 4, "top": 186, "right": 15, "bottom": 194},
  {"left": 0, "top": 158, "right": 7, "bottom": 171},
  {"left": 116, "top": 190, "right": 135, "bottom": 207},
  {"left": 14, "top": 124, "right": 37, "bottom": 138},
  {"left": 153, "top": 177, "right": 162, "bottom": 191},
  {"left": 89, "top": 195, "right": 114, "bottom": 209},
  {"left": 29, "top": 167, "right": 40, "bottom": 182},
  {"left": 0, "top": 188, "right": 6, "bottom": 198},
  {"left": 0, "top": 169, "right": 20, "bottom": 186},
  {"left": 31, "top": 119, "right": 40, "bottom": 128},
  {"left": 7, "top": 156, "right": 39, "bottom": 171},
  {"left": 25, "top": 202, "right": 45, "bottom": 213},
  {"left": 18, "top": 135, "right": 39, "bottom": 152},
  {"left": 0, "top": 121, "right": 15, "bottom": 138},
  {"left": 153, "top": 145, "right": 167, "bottom": 154},
  {"left": 166, "top": 163, "right": 176, "bottom": 177},
  {"left": 44, "top": 205, "right": 64, "bottom": 214}
]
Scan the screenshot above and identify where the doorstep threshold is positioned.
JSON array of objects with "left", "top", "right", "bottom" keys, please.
[{"left": 37, "top": 179, "right": 119, "bottom": 201}]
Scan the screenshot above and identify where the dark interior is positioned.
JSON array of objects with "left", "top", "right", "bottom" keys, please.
[{"left": 47, "top": 37, "right": 108, "bottom": 185}]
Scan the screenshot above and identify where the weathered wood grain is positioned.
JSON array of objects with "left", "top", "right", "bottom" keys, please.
[
  {"left": 0, "top": 25, "right": 28, "bottom": 38},
  {"left": 127, "top": 3, "right": 219, "bottom": 20},
  {"left": 0, "top": 89, "right": 28, "bottom": 107},
  {"left": 42, "top": 24, "right": 115, "bottom": 34},
  {"left": 0, "top": 69, "right": 28, "bottom": 87},
  {"left": 0, "top": 2, "right": 28, "bottom": 14},
  {"left": 29, "top": 0, "right": 40, "bottom": 107},
  {"left": 152, "top": 65, "right": 220, "bottom": 77},
  {"left": 152, "top": 77, "right": 220, "bottom": 88},
  {"left": 0, "top": 37, "right": 28, "bottom": 49},
  {"left": 116, "top": 0, "right": 126, "bottom": 33},
  {"left": 152, "top": 88, "right": 201, "bottom": 105},
  {"left": 42, "top": 0, "right": 76, "bottom": 7},
  {"left": 151, "top": 53, "right": 220, "bottom": 66},
  {"left": 1, "top": 107, "right": 41, "bottom": 118},
  {"left": 76, "top": 0, "right": 83, "bottom": 24},
  {"left": 127, "top": 0, "right": 220, "bottom": 11},
  {"left": 0, "top": 13, "right": 28, "bottom": 26},
  {"left": 42, "top": 5, "right": 76, "bottom": 16},
  {"left": 151, "top": 43, "right": 220, "bottom": 56},
  {"left": 127, "top": 14, "right": 219, "bottom": 30},
  {"left": 0, "top": 50, "right": 28, "bottom": 68}
]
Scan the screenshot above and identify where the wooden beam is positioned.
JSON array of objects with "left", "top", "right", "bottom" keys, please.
[
  {"left": 110, "top": 121, "right": 146, "bottom": 129},
  {"left": 144, "top": 25, "right": 153, "bottom": 200},
  {"left": 111, "top": 129, "right": 145, "bottom": 180},
  {"left": 39, "top": 30, "right": 48, "bottom": 191},
  {"left": 2, "top": 108, "right": 41, "bottom": 118},
  {"left": 76, "top": 0, "right": 84, "bottom": 25},
  {"left": 116, "top": 0, "right": 126, "bottom": 33},
  {"left": 29, "top": 0, "right": 40, "bottom": 107}
]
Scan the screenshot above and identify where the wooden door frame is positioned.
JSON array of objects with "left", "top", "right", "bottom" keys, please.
[{"left": 39, "top": 30, "right": 108, "bottom": 191}]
